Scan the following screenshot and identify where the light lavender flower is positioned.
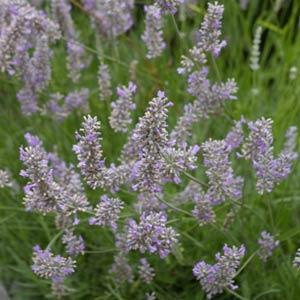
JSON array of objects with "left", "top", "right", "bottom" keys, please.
[
  {"left": 62, "top": 229, "right": 85, "bottom": 256},
  {"left": 73, "top": 115, "right": 106, "bottom": 189},
  {"left": 293, "top": 248, "right": 300, "bottom": 270},
  {"left": 98, "top": 63, "right": 112, "bottom": 101},
  {"left": 89, "top": 195, "right": 124, "bottom": 231},
  {"left": 32, "top": 245, "right": 76, "bottom": 282},
  {"left": 156, "top": 0, "right": 184, "bottom": 14},
  {"left": 47, "top": 88, "right": 89, "bottom": 120},
  {"left": 283, "top": 126, "right": 298, "bottom": 160},
  {"left": 83, "top": 0, "right": 134, "bottom": 38},
  {"left": 126, "top": 211, "right": 178, "bottom": 258},
  {"left": 142, "top": 4, "right": 166, "bottom": 59},
  {"left": 110, "top": 254, "right": 133, "bottom": 283},
  {"left": 250, "top": 26, "right": 262, "bottom": 71},
  {"left": 192, "top": 192, "right": 216, "bottom": 226},
  {"left": 109, "top": 82, "right": 137, "bottom": 132},
  {"left": 131, "top": 91, "right": 172, "bottom": 193},
  {"left": 20, "top": 135, "right": 62, "bottom": 213},
  {"left": 51, "top": 0, "right": 87, "bottom": 82},
  {"left": 193, "top": 244, "right": 245, "bottom": 299},
  {"left": 0, "top": 169, "right": 13, "bottom": 188},
  {"left": 202, "top": 139, "right": 243, "bottom": 205},
  {"left": 145, "top": 292, "right": 157, "bottom": 300},
  {"left": 197, "top": 1, "right": 226, "bottom": 57},
  {"left": 138, "top": 258, "right": 155, "bottom": 284},
  {"left": 257, "top": 231, "right": 279, "bottom": 262},
  {"left": 241, "top": 118, "right": 296, "bottom": 194}
]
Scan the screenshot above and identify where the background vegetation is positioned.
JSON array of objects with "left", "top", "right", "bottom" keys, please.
[{"left": 1, "top": 0, "right": 300, "bottom": 299}]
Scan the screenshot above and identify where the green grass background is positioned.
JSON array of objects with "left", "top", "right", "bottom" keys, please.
[{"left": 1, "top": 0, "right": 300, "bottom": 299}]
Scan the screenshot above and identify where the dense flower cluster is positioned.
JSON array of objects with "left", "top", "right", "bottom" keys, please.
[
  {"left": 109, "top": 82, "right": 137, "bottom": 132},
  {"left": 89, "top": 195, "right": 124, "bottom": 231},
  {"left": 20, "top": 133, "right": 90, "bottom": 216},
  {"left": 126, "top": 211, "right": 178, "bottom": 258},
  {"left": 32, "top": 245, "right": 75, "bottom": 282},
  {"left": 257, "top": 231, "right": 279, "bottom": 262},
  {"left": 142, "top": 4, "right": 166, "bottom": 59},
  {"left": 193, "top": 244, "right": 246, "bottom": 299},
  {"left": 62, "top": 229, "right": 85, "bottom": 256}
]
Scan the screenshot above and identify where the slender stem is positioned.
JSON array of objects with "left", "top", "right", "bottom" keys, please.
[
  {"left": 155, "top": 195, "right": 194, "bottom": 217},
  {"left": 171, "top": 14, "right": 182, "bottom": 38},
  {"left": 211, "top": 53, "right": 222, "bottom": 82},
  {"left": 225, "top": 288, "right": 249, "bottom": 300},
  {"left": 235, "top": 251, "right": 257, "bottom": 277},
  {"left": 182, "top": 171, "right": 208, "bottom": 187},
  {"left": 46, "top": 229, "right": 64, "bottom": 249}
]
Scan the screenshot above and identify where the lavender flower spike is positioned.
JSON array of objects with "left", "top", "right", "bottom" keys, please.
[
  {"left": 126, "top": 211, "right": 178, "bottom": 258},
  {"left": 156, "top": 0, "right": 184, "bottom": 14},
  {"left": 109, "top": 82, "right": 137, "bottom": 133},
  {"left": 142, "top": 4, "right": 166, "bottom": 59},
  {"left": 197, "top": 1, "right": 227, "bottom": 57},
  {"left": 32, "top": 245, "right": 75, "bottom": 282},
  {"left": 193, "top": 244, "right": 246, "bottom": 299},
  {"left": 138, "top": 258, "right": 155, "bottom": 284},
  {"left": 257, "top": 231, "right": 279, "bottom": 262},
  {"left": 89, "top": 195, "right": 124, "bottom": 231},
  {"left": 62, "top": 229, "right": 85, "bottom": 256},
  {"left": 73, "top": 115, "right": 106, "bottom": 189},
  {"left": 98, "top": 63, "right": 112, "bottom": 101}
]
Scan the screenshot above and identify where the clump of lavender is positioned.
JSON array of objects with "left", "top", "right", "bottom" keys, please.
[
  {"left": 83, "top": 0, "right": 134, "bottom": 38},
  {"left": 109, "top": 82, "right": 137, "bottom": 133},
  {"left": 47, "top": 88, "right": 90, "bottom": 120},
  {"left": 155, "top": 0, "right": 183, "bottom": 14},
  {"left": 0, "top": 0, "right": 61, "bottom": 114},
  {"left": 89, "top": 195, "right": 124, "bottom": 231},
  {"left": 20, "top": 133, "right": 90, "bottom": 217},
  {"left": 172, "top": 2, "right": 238, "bottom": 146},
  {"left": 178, "top": 1, "right": 226, "bottom": 75},
  {"left": 241, "top": 118, "right": 297, "bottom": 194},
  {"left": 62, "top": 229, "right": 85, "bottom": 256},
  {"left": 257, "top": 231, "right": 279, "bottom": 262},
  {"left": 142, "top": 4, "right": 166, "bottom": 59},
  {"left": 126, "top": 211, "right": 178, "bottom": 258},
  {"left": 202, "top": 139, "right": 244, "bottom": 204},
  {"left": 20, "top": 134, "right": 62, "bottom": 213},
  {"left": 138, "top": 258, "right": 155, "bottom": 284},
  {"left": 74, "top": 115, "right": 132, "bottom": 192},
  {"left": 0, "top": 169, "right": 13, "bottom": 188},
  {"left": 193, "top": 244, "right": 246, "bottom": 299},
  {"left": 98, "top": 63, "right": 112, "bottom": 101},
  {"left": 109, "top": 254, "right": 134, "bottom": 283},
  {"left": 293, "top": 248, "right": 300, "bottom": 270},
  {"left": 32, "top": 245, "right": 75, "bottom": 282}
]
